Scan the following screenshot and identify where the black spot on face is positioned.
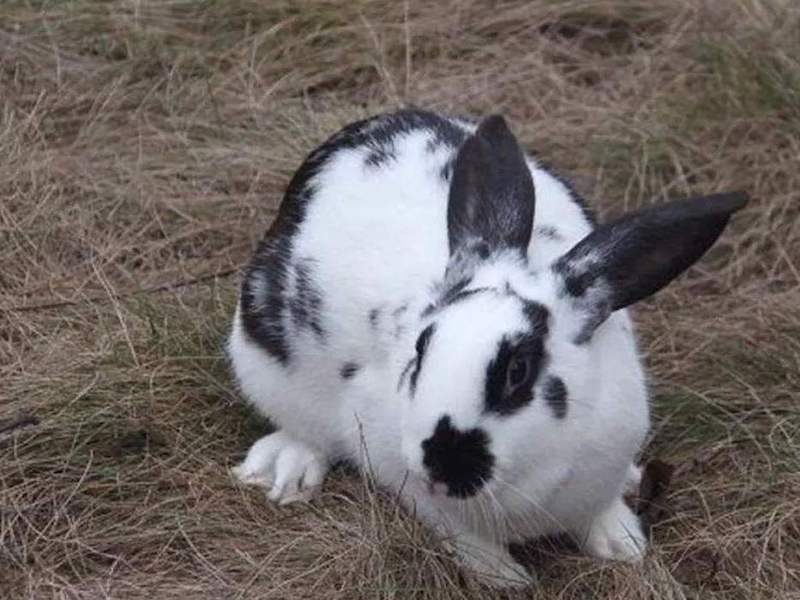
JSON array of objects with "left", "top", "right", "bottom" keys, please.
[
  {"left": 368, "top": 307, "right": 381, "bottom": 329},
  {"left": 485, "top": 302, "right": 549, "bottom": 416},
  {"left": 443, "top": 286, "right": 487, "bottom": 308},
  {"left": 543, "top": 375, "right": 568, "bottom": 419},
  {"left": 421, "top": 415, "right": 494, "bottom": 498},
  {"left": 392, "top": 304, "right": 408, "bottom": 317},
  {"left": 439, "top": 277, "right": 470, "bottom": 304},
  {"left": 409, "top": 323, "right": 435, "bottom": 396},
  {"left": 420, "top": 303, "right": 436, "bottom": 318},
  {"left": 391, "top": 304, "right": 409, "bottom": 339},
  {"left": 551, "top": 257, "right": 610, "bottom": 345},
  {"left": 522, "top": 301, "right": 550, "bottom": 330},
  {"left": 397, "top": 356, "right": 416, "bottom": 392},
  {"left": 340, "top": 362, "right": 360, "bottom": 379},
  {"left": 564, "top": 270, "right": 595, "bottom": 297},
  {"left": 552, "top": 257, "right": 598, "bottom": 298},
  {"left": 422, "top": 277, "right": 494, "bottom": 318}
]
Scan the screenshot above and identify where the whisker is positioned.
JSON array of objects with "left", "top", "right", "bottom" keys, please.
[
  {"left": 490, "top": 472, "right": 568, "bottom": 534},
  {"left": 482, "top": 483, "right": 510, "bottom": 542}
]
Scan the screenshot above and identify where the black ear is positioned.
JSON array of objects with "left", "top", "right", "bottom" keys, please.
[
  {"left": 554, "top": 191, "right": 748, "bottom": 343},
  {"left": 447, "top": 115, "right": 535, "bottom": 257}
]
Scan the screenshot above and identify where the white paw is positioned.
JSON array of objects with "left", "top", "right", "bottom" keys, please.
[
  {"left": 446, "top": 535, "right": 533, "bottom": 589},
  {"left": 584, "top": 497, "right": 647, "bottom": 562},
  {"left": 231, "top": 432, "right": 328, "bottom": 505}
]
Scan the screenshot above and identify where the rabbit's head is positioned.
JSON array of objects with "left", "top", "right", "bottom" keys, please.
[{"left": 398, "top": 115, "right": 747, "bottom": 502}]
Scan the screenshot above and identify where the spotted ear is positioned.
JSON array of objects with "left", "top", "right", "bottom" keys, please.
[
  {"left": 447, "top": 115, "right": 535, "bottom": 258},
  {"left": 554, "top": 192, "right": 748, "bottom": 343}
]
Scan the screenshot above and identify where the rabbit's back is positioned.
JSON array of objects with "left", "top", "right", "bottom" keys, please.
[{"left": 238, "top": 110, "right": 594, "bottom": 371}]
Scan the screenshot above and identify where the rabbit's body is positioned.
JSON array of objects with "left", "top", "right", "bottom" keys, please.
[{"left": 229, "top": 110, "right": 746, "bottom": 586}]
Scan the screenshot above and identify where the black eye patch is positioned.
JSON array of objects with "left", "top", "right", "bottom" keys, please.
[
  {"left": 484, "top": 335, "right": 546, "bottom": 415},
  {"left": 484, "top": 302, "right": 549, "bottom": 416}
]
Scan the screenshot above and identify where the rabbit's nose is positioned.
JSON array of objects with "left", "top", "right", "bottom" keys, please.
[{"left": 421, "top": 414, "right": 495, "bottom": 499}]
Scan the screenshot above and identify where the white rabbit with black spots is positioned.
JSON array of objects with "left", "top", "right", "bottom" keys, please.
[{"left": 228, "top": 109, "right": 747, "bottom": 587}]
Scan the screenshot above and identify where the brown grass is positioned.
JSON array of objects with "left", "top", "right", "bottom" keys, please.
[{"left": 1, "top": 1, "right": 799, "bottom": 598}]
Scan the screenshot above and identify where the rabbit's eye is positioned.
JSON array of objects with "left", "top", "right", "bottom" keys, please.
[
  {"left": 486, "top": 336, "right": 545, "bottom": 415},
  {"left": 507, "top": 356, "right": 529, "bottom": 388}
]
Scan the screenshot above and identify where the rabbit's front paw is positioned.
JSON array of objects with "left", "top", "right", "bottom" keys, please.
[
  {"left": 584, "top": 496, "right": 647, "bottom": 562},
  {"left": 232, "top": 431, "right": 328, "bottom": 505}
]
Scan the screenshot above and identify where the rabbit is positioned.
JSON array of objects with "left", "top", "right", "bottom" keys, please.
[{"left": 228, "top": 109, "right": 747, "bottom": 587}]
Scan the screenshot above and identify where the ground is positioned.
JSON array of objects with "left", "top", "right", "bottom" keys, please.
[{"left": 1, "top": 1, "right": 798, "bottom": 598}]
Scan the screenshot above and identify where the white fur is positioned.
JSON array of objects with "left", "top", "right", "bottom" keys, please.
[{"left": 228, "top": 116, "right": 650, "bottom": 587}]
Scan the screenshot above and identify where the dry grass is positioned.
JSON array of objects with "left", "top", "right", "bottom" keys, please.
[{"left": 1, "top": 1, "right": 799, "bottom": 598}]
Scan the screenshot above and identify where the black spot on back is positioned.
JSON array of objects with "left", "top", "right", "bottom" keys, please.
[
  {"left": 361, "top": 110, "right": 468, "bottom": 171},
  {"left": 422, "top": 415, "right": 494, "bottom": 498},
  {"left": 240, "top": 109, "right": 470, "bottom": 364},
  {"left": 240, "top": 258, "right": 291, "bottom": 364},
  {"left": 240, "top": 120, "right": 366, "bottom": 363},
  {"left": 543, "top": 375, "right": 568, "bottom": 419},
  {"left": 289, "top": 259, "right": 325, "bottom": 339},
  {"left": 340, "top": 362, "right": 360, "bottom": 379},
  {"left": 365, "top": 145, "right": 396, "bottom": 168}
]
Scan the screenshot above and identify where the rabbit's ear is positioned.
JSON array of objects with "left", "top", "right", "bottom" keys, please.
[
  {"left": 554, "top": 192, "right": 748, "bottom": 343},
  {"left": 447, "top": 115, "right": 535, "bottom": 259}
]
